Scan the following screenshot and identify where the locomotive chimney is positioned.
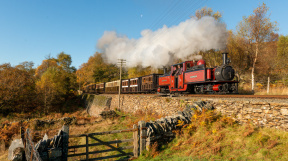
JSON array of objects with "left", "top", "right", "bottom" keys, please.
[
  {"left": 222, "top": 53, "right": 228, "bottom": 65},
  {"left": 163, "top": 67, "right": 167, "bottom": 74}
]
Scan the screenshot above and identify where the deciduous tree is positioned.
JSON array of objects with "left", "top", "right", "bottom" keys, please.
[
  {"left": 35, "top": 59, "right": 58, "bottom": 78},
  {"left": 76, "top": 53, "right": 120, "bottom": 87},
  {"left": 0, "top": 64, "right": 36, "bottom": 114},
  {"left": 36, "top": 67, "right": 67, "bottom": 114},
  {"left": 193, "top": 6, "right": 222, "bottom": 21},
  {"left": 227, "top": 30, "right": 251, "bottom": 81},
  {"left": 237, "top": 3, "right": 278, "bottom": 92},
  {"left": 276, "top": 35, "right": 288, "bottom": 84}
]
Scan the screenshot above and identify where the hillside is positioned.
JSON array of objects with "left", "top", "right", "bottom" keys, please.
[
  {"left": 1, "top": 107, "right": 288, "bottom": 160},
  {"left": 136, "top": 110, "right": 288, "bottom": 161}
]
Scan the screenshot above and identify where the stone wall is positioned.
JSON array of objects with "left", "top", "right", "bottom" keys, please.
[
  {"left": 103, "top": 94, "right": 186, "bottom": 116},
  {"left": 84, "top": 94, "right": 112, "bottom": 117},
  {"left": 209, "top": 100, "right": 288, "bottom": 130},
  {"left": 86, "top": 94, "right": 288, "bottom": 130}
]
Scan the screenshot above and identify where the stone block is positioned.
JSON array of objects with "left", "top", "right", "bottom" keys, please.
[
  {"left": 246, "top": 108, "right": 253, "bottom": 112},
  {"left": 271, "top": 102, "right": 288, "bottom": 106},
  {"left": 261, "top": 106, "right": 271, "bottom": 110},
  {"left": 48, "top": 148, "right": 62, "bottom": 159},
  {"left": 263, "top": 110, "right": 271, "bottom": 114},
  {"left": 280, "top": 109, "right": 288, "bottom": 115},
  {"left": 273, "top": 110, "right": 280, "bottom": 116},
  {"left": 244, "top": 101, "right": 250, "bottom": 104},
  {"left": 252, "top": 102, "right": 269, "bottom": 105},
  {"left": 86, "top": 95, "right": 112, "bottom": 117},
  {"left": 8, "top": 139, "right": 24, "bottom": 160},
  {"left": 253, "top": 109, "right": 262, "bottom": 113},
  {"left": 245, "top": 115, "right": 251, "bottom": 119}
]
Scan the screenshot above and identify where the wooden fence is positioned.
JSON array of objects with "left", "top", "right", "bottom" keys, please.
[{"left": 67, "top": 121, "right": 147, "bottom": 161}]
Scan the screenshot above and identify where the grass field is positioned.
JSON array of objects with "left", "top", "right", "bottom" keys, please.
[{"left": 1, "top": 108, "right": 288, "bottom": 160}]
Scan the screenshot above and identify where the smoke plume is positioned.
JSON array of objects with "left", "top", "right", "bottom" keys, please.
[{"left": 97, "top": 16, "right": 227, "bottom": 68}]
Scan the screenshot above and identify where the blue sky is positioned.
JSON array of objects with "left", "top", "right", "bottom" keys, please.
[{"left": 0, "top": 0, "right": 287, "bottom": 69}]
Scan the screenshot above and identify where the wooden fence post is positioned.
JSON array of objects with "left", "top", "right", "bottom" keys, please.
[
  {"left": 146, "top": 137, "right": 150, "bottom": 151},
  {"left": 138, "top": 121, "right": 146, "bottom": 155},
  {"left": 61, "top": 125, "right": 69, "bottom": 161},
  {"left": 133, "top": 124, "right": 139, "bottom": 157},
  {"left": 267, "top": 77, "right": 270, "bottom": 94},
  {"left": 86, "top": 135, "right": 89, "bottom": 160}
]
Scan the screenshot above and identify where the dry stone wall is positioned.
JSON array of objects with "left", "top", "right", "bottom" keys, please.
[
  {"left": 86, "top": 94, "right": 288, "bottom": 131},
  {"left": 103, "top": 94, "right": 186, "bottom": 116},
  {"left": 84, "top": 94, "right": 112, "bottom": 117},
  {"left": 209, "top": 100, "right": 288, "bottom": 130}
]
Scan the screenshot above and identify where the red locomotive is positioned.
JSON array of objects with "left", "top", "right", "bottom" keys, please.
[
  {"left": 83, "top": 53, "right": 238, "bottom": 94},
  {"left": 158, "top": 53, "right": 238, "bottom": 94}
]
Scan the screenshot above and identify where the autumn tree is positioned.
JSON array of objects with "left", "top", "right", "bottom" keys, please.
[
  {"left": 0, "top": 63, "right": 36, "bottom": 114},
  {"left": 35, "top": 59, "right": 58, "bottom": 78},
  {"left": 276, "top": 35, "right": 288, "bottom": 84},
  {"left": 237, "top": 3, "right": 277, "bottom": 92},
  {"left": 76, "top": 53, "right": 120, "bottom": 87},
  {"left": 193, "top": 6, "right": 222, "bottom": 21},
  {"left": 57, "top": 52, "right": 76, "bottom": 73},
  {"left": 15, "top": 61, "right": 35, "bottom": 76},
  {"left": 227, "top": 30, "right": 252, "bottom": 81},
  {"left": 35, "top": 52, "right": 77, "bottom": 113},
  {"left": 36, "top": 67, "right": 67, "bottom": 114},
  {"left": 56, "top": 52, "right": 77, "bottom": 90},
  {"left": 127, "top": 66, "right": 153, "bottom": 78}
]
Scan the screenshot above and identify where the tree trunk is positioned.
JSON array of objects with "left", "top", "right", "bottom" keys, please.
[
  {"left": 44, "top": 88, "right": 47, "bottom": 114},
  {"left": 251, "top": 43, "right": 259, "bottom": 93}
]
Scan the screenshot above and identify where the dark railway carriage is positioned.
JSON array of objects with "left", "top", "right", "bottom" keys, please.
[
  {"left": 129, "top": 77, "right": 141, "bottom": 93},
  {"left": 96, "top": 83, "right": 105, "bottom": 94},
  {"left": 141, "top": 74, "right": 161, "bottom": 93},
  {"left": 121, "top": 79, "right": 130, "bottom": 93},
  {"left": 84, "top": 84, "right": 96, "bottom": 94}
]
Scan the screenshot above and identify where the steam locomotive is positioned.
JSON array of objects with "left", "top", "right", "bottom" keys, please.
[{"left": 83, "top": 53, "right": 238, "bottom": 94}]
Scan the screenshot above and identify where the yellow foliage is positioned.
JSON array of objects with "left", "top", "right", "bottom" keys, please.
[
  {"left": 177, "top": 120, "right": 184, "bottom": 127},
  {"left": 256, "top": 83, "right": 263, "bottom": 88}
]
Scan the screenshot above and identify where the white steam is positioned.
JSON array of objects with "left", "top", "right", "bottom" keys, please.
[{"left": 97, "top": 16, "right": 227, "bottom": 68}]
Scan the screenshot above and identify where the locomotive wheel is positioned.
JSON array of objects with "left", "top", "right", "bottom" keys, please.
[{"left": 194, "top": 85, "right": 204, "bottom": 94}]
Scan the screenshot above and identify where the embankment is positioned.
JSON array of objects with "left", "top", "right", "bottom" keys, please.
[{"left": 84, "top": 94, "right": 288, "bottom": 131}]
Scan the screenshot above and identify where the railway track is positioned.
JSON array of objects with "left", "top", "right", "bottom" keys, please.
[
  {"left": 181, "top": 94, "right": 288, "bottom": 100},
  {"left": 103, "top": 93, "right": 288, "bottom": 100}
]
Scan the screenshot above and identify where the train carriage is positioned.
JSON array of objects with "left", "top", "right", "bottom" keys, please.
[
  {"left": 84, "top": 83, "right": 97, "bottom": 94},
  {"left": 141, "top": 74, "right": 161, "bottom": 93},
  {"left": 129, "top": 77, "right": 141, "bottom": 93},
  {"left": 96, "top": 83, "right": 105, "bottom": 94},
  {"left": 121, "top": 79, "right": 130, "bottom": 93},
  {"left": 105, "top": 80, "right": 120, "bottom": 94}
]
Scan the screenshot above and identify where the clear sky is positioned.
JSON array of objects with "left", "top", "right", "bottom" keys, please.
[{"left": 0, "top": 0, "right": 287, "bottom": 69}]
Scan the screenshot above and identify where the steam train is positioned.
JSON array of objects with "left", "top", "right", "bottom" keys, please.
[{"left": 83, "top": 53, "right": 238, "bottom": 95}]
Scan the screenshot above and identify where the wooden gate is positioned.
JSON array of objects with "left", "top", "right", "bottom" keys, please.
[{"left": 67, "top": 124, "right": 139, "bottom": 161}]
